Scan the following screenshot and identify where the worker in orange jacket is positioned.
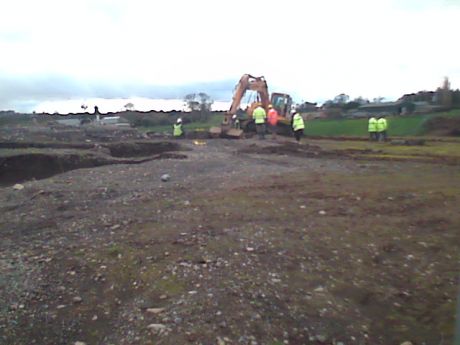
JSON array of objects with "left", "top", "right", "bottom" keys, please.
[{"left": 267, "top": 104, "right": 279, "bottom": 139}]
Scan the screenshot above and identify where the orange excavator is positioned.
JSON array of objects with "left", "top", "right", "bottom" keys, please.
[{"left": 209, "top": 74, "right": 293, "bottom": 138}]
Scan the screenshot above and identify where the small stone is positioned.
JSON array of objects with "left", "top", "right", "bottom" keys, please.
[
  {"left": 13, "top": 184, "right": 24, "bottom": 190},
  {"left": 316, "top": 334, "right": 327, "bottom": 342},
  {"left": 318, "top": 210, "right": 326, "bottom": 215},
  {"left": 314, "top": 286, "right": 325, "bottom": 292},
  {"left": 147, "top": 323, "right": 166, "bottom": 332},
  {"left": 159, "top": 294, "right": 167, "bottom": 300},
  {"left": 161, "top": 174, "right": 170, "bottom": 182},
  {"left": 146, "top": 308, "right": 165, "bottom": 314},
  {"left": 110, "top": 224, "right": 120, "bottom": 230},
  {"left": 400, "top": 342, "right": 413, "bottom": 345},
  {"left": 73, "top": 296, "right": 83, "bottom": 304},
  {"left": 246, "top": 247, "right": 254, "bottom": 252},
  {"left": 74, "top": 342, "right": 87, "bottom": 345},
  {"left": 217, "top": 336, "right": 226, "bottom": 345},
  {"left": 92, "top": 315, "right": 98, "bottom": 321},
  {"left": 188, "top": 290, "right": 197, "bottom": 295},
  {"left": 57, "top": 304, "right": 66, "bottom": 309}
]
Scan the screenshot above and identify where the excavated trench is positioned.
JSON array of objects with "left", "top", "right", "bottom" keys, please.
[{"left": 0, "top": 141, "right": 187, "bottom": 186}]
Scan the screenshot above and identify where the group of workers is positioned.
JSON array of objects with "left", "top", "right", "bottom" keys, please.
[
  {"left": 233, "top": 104, "right": 305, "bottom": 143},
  {"left": 368, "top": 115, "right": 388, "bottom": 142},
  {"left": 173, "top": 107, "right": 388, "bottom": 143},
  {"left": 172, "top": 103, "right": 305, "bottom": 142}
]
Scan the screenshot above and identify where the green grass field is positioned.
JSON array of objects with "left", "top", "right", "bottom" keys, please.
[
  {"left": 138, "top": 114, "right": 223, "bottom": 133},
  {"left": 305, "top": 110, "right": 460, "bottom": 137},
  {"left": 137, "top": 110, "right": 460, "bottom": 138}
]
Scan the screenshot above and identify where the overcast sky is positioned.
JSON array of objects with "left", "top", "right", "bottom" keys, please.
[{"left": 1, "top": 0, "right": 459, "bottom": 112}]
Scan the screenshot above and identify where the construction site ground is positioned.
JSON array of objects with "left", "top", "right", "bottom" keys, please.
[{"left": 1, "top": 125, "right": 459, "bottom": 345}]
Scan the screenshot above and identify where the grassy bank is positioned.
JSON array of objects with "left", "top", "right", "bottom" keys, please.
[
  {"left": 305, "top": 110, "right": 460, "bottom": 137},
  {"left": 136, "top": 110, "right": 460, "bottom": 137}
]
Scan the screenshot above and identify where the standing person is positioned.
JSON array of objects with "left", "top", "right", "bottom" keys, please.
[
  {"left": 173, "top": 118, "right": 184, "bottom": 138},
  {"left": 368, "top": 116, "right": 377, "bottom": 141},
  {"left": 292, "top": 111, "right": 305, "bottom": 144},
  {"left": 377, "top": 115, "right": 387, "bottom": 141},
  {"left": 252, "top": 104, "right": 267, "bottom": 140},
  {"left": 94, "top": 105, "right": 100, "bottom": 122},
  {"left": 377, "top": 115, "right": 388, "bottom": 142},
  {"left": 267, "top": 104, "right": 279, "bottom": 139},
  {"left": 232, "top": 114, "right": 240, "bottom": 129}
]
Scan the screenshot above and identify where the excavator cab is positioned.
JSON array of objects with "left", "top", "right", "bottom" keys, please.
[{"left": 271, "top": 93, "right": 293, "bottom": 119}]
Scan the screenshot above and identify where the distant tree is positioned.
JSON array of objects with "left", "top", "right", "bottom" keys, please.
[
  {"left": 124, "top": 102, "right": 135, "bottom": 111},
  {"left": 197, "top": 92, "right": 213, "bottom": 112},
  {"left": 353, "top": 97, "right": 369, "bottom": 105},
  {"left": 184, "top": 94, "right": 201, "bottom": 112},
  {"left": 373, "top": 96, "right": 385, "bottom": 103},
  {"left": 333, "top": 93, "right": 350, "bottom": 104},
  {"left": 322, "top": 100, "right": 335, "bottom": 108},
  {"left": 436, "top": 76, "right": 453, "bottom": 109},
  {"left": 184, "top": 92, "right": 213, "bottom": 121}
]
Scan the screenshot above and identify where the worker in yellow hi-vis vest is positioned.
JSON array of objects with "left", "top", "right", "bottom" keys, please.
[
  {"left": 377, "top": 115, "right": 388, "bottom": 142},
  {"left": 173, "top": 118, "right": 185, "bottom": 138},
  {"left": 252, "top": 105, "right": 267, "bottom": 140},
  {"left": 291, "top": 111, "right": 305, "bottom": 144},
  {"left": 368, "top": 116, "right": 378, "bottom": 141}
]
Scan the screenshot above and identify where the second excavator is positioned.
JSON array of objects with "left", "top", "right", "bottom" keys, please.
[{"left": 209, "top": 74, "right": 293, "bottom": 138}]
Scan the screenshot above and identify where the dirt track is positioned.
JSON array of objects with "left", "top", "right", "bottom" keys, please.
[{"left": 1, "top": 127, "right": 459, "bottom": 345}]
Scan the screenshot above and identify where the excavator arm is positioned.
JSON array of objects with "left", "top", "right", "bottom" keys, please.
[
  {"left": 210, "top": 73, "right": 283, "bottom": 138},
  {"left": 224, "top": 74, "right": 270, "bottom": 125}
]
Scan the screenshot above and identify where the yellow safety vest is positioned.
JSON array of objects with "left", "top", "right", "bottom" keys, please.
[
  {"left": 292, "top": 114, "right": 305, "bottom": 131},
  {"left": 377, "top": 118, "right": 386, "bottom": 132},
  {"left": 173, "top": 124, "right": 183, "bottom": 136},
  {"left": 368, "top": 118, "right": 377, "bottom": 132},
  {"left": 253, "top": 107, "right": 267, "bottom": 124}
]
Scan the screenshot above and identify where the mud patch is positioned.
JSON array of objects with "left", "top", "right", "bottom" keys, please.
[
  {"left": 423, "top": 116, "right": 460, "bottom": 136},
  {"left": 0, "top": 142, "right": 94, "bottom": 150},
  {"left": 239, "top": 142, "right": 337, "bottom": 158},
  {"left": 105, "top": 141, "right": 184, "bottom": 157},
  {"left": 0, "top": 152, "right": 186, "bottom": 186}
]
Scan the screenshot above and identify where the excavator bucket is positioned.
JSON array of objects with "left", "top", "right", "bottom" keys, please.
[
  {"left": 209, "top": 126, "right": 243, "bottom": 139},
  {"left": 224, "top": 128, "right": 244, "bottom": 139}
]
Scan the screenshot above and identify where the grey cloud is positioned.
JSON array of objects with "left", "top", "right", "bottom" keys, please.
[{"left": 0, "top": 74, "right": 236, "bottom": 112}]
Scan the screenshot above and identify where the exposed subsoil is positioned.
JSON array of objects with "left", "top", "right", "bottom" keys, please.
[{"left": 1, "top": 127, "right": 459, "bottom": 345}]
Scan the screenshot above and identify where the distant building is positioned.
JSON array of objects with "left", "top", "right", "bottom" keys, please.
[
  {"left": 357, "top": 101, "right": 403, "bottom": 116},
  {"left": 297, "top": 101, "right": 318, "bottom": 112}
]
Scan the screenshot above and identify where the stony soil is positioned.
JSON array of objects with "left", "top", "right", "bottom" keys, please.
[{"left": 0, "top": 126, "right": 459, "bottom": 345}]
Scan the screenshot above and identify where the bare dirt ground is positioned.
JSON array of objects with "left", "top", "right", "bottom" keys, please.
[{"left": 1, "top": 125, "right": 459, "bottom": 345}]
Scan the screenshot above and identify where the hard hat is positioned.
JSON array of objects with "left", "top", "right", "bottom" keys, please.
[
  {"left": 177, "top": 118, "right": 182, "bottom": 123},
  {"left": 232, "top": 114, "right": 237, "bottom": 119},
  {"left": 268, "top": 104, "right": 273, "bottom": 109}
]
